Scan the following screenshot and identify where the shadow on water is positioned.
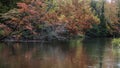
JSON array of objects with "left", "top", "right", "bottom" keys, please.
[
  {"left": 83, "top": 38, "right": 112, "bottom": 68},
  {"left": 0, "top": 38, "right": 120, "bottom": 68}
]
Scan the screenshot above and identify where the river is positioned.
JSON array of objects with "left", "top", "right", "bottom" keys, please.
[{"left": 0, "top": 38, "right": 120, "bottom": 68}]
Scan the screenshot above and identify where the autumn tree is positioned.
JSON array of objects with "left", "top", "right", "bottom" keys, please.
[
  {"left": 0, "top": 0, "right": 99, "bottom": 41},
  {"left": 104, "top": 0, "right": 119, "bottom": 36},
  {"left": 87, "top": 0, "right": 120, "bottom": 37}
]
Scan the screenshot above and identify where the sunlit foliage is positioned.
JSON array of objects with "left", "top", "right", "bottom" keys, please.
[{"left": 112, "top": 38, "right": 120, "bottom": 46}]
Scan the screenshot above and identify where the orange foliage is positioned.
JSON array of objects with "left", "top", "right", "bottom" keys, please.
[
  {"left": 11, "top": 0, "right": 99, "bottom": 36},
  {"left": 17, "top": 3, "right": 28, "bottom": 12}
]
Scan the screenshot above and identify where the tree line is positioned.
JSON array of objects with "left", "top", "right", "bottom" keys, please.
[{"left": 0, "top": 0, "right": 120, "bottom": 41}]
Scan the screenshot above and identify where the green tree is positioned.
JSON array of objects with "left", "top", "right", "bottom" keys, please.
[
  {"left": 0, "top": 0, "right": 21, "bottom": 13},
  {"left": 87, "top": 0, "right": 120, "bottom": 37}
]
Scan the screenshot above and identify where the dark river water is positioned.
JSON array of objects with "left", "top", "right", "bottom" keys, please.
[{"left": 0, "top": 38, "right": 120, "bottom": 68}]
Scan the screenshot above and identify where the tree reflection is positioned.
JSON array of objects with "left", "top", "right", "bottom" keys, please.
[
  {"left": 0, "top": 41, "right": 95, "bottom": 68},
  {"left": 0, "top": 38, "right": 120, "bottom": 68}
]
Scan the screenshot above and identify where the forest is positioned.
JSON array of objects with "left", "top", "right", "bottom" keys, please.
[
  {"left": 0, "top": 0, "right": 120, "bottom": 41},
  {"left": 0, "top": 0, "right": 120, "bottom": 68}
]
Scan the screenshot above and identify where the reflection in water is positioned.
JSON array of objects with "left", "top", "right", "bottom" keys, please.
[{"left": 0, "top": 38, "right": 120, "bottom": 68}]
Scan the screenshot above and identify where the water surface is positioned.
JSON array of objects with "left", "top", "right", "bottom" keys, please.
[{"left": 0, "top": 38, "right": 120, "bottom": 68}]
